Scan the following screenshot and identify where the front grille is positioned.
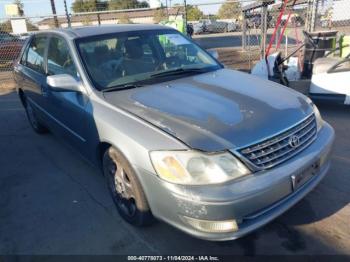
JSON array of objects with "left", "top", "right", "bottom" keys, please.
[{"left": 237, "top": 114, "right": 317, "bottom": 170}]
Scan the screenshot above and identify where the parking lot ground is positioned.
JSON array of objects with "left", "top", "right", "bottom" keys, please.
[{"left": 0, "top": 90, "right": 349, "bottom": 255}]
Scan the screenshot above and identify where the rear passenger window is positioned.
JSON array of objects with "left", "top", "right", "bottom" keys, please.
[
  {"left": 47, "top": 36, "right": 77, "bottom": 78},
  {"left": 26, "top": 36, "right": 47, "bottom": 74}
]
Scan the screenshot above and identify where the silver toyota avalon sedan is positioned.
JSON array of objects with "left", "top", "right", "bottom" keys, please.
[{"left": 13, "top": 25, "right": 334, "bottom": 241}]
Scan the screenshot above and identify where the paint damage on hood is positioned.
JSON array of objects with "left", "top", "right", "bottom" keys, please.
[{"left": 104, "top": 69, "right": 313, "bottom": 151}]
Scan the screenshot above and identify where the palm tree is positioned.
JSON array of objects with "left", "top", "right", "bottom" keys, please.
[{"left": 13, "top": 0, "right": 24, "bottom": 16}]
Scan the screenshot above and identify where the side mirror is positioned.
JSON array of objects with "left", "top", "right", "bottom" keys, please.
[
  {"left": 46, "top": 74, "right": 81, "bottom": 92},
  {"left": 208, "top": 49, "right": 219, "bottom": 59}
]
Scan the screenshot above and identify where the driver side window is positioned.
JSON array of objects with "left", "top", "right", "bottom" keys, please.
[{"left": 47, "top": 36, "right": 77, "bottom": 78}]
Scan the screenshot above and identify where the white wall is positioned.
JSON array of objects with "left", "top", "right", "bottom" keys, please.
[{"left": 38, "top": 16, "right": 159, "bottom": 30}]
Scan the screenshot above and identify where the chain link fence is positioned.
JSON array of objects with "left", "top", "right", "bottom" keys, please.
[{"left": 1, "top": 0, "right": 350, "bottom": 89}]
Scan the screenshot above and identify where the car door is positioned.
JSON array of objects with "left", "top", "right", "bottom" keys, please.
[
  {"left": 45, "top": 34, "right": 90, "bottom": 153},
  {"left": 16, "top": 34, "right": 49, "bottom": 124}
]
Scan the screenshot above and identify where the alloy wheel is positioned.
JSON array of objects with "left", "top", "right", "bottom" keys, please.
[{"left": 108, "top": 158, "right": 137, "bottom": 217}]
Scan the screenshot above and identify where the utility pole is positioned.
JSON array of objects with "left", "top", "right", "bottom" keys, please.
[
  {"left": 95, "top": 0, "right": 101, "bottom": 25},
  {"left": 50, "top": 0, "right": 59, "bottom": 28},
  {"left": 63, "top": 0, "right": 71, "bottom": 27},
  {"left": 184, "top": 0, "right": 187, "bottom": 29},
  {"left": 165, "top": 0, "right": 169, "bottom": 17}
]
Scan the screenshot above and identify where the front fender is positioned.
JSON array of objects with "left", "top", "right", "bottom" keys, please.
[{"left": 91, "top": 94, "right": 187, "bottom": 173}]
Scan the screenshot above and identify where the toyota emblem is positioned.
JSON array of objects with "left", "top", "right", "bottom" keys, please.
[{"left": 289, "top": 135, "right": 300, "bottom": 148}]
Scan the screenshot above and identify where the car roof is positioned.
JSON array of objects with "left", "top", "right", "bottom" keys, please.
[{"left": 44, "top": 24, "right": 174, "bottom": 39}]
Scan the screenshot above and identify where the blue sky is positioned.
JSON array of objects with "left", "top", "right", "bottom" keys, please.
[
  {"left": 0, "top": 0, "right": 221, "bottom": 18},
  {"left": 0, "top": 0, "right": 75, "bottom": 17}
]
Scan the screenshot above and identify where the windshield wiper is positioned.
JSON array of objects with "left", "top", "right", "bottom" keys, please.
[
  {"left": 150, "top": 67, "right": 212, "bottom": 78},
  {"left": 102, "top": 67, "right": 215, "bottom": 92},
  {"left": 103, "top": 83, "right": 144, "bottom": 93}
]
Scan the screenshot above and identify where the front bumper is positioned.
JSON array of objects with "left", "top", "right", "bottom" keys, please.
[{"left": 136, "top": 122, "right": 335, "bottom": 241}]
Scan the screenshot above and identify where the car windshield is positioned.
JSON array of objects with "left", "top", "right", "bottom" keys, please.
[{"left": 76, "top": 29, "right": 221, "bottom": 90}]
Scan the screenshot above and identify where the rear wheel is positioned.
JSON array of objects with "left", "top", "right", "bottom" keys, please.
[
  {"left": 103, "top": 147, "right": 154, "bottom": 226},
  {"left": 23, "top": 95, "right": 48, "bottom": 134}
]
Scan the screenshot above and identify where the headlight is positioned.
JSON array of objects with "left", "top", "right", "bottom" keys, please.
[
  {"left": 312, "top": 103, "right": 324, "bottom": 132},
  {"left": 150, "top": 150, "right": 250, "bottom": 185}
]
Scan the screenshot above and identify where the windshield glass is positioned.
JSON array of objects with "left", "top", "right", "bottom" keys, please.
[{"left": 76, "top": 30, "right": 221, "bottom": 90}]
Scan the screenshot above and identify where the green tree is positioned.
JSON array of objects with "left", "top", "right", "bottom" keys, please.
[
  {"left": 108, "top": 0, "right": 149, "bottom": 10},
  {"left": 138, "top": 1, "right": 149, "bottom": 8},
  {"left": 186, "top": 5, "right": 203, "bottom": 21},
  {"left": 218, "top": 1, "right": 241, "bottom": 19},
  {"left": 208, "top": 14, "right": 218, "bottom": 20},
  {"left": 72, "top": 0, "right": 107, "bottom": 13}
]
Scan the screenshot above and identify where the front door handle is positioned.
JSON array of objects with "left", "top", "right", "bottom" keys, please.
[{"left": 41, "top": 85, "right": 49, "bottom": 97}]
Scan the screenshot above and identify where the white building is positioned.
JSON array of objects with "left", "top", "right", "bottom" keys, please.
[{"left": 37, "top": 8, "right": 182, "bottom": 30}]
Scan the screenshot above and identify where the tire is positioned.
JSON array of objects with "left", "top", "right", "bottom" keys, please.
[
  {"left": 103, "top": 146, "right": 154, "bottom": 226},
  {"left": 23, "top": 96, "right": 48, "bottom": 134}
]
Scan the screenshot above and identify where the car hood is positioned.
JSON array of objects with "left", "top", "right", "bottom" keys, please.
[{"left": 103, "top": 69, "right": 313, "bottom": 151}]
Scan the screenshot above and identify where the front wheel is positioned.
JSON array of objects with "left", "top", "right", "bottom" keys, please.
[
  {"left": 23, "top": 96, "right": 48, "bottom": 134},
  {"left": 103, "top": 147, "right": 154, "bottom": 226}
]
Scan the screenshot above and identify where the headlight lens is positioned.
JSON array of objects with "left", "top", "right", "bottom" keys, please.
[
  {"left": 312, "top": 103, "right": 324, "bottom": 131},
  {"left": 150, "top": 150, "right": 250, "bottom": 185}
]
